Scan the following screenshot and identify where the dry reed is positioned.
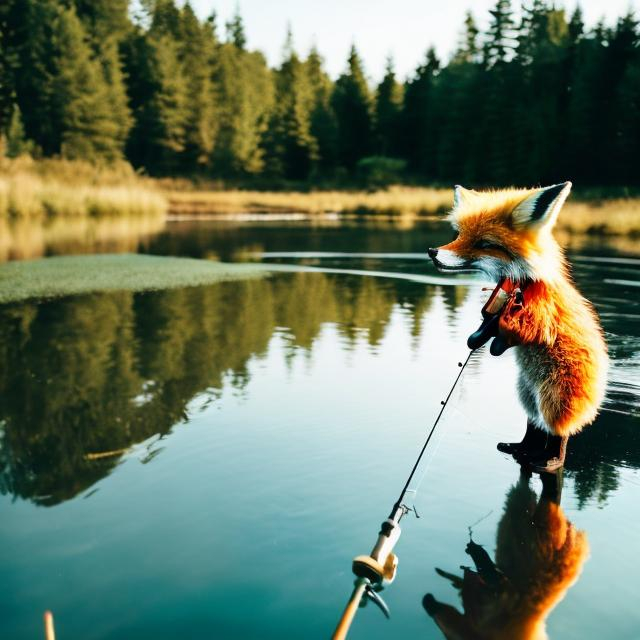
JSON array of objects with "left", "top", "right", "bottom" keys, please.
[
  {"left": 0, "top": 157, "right": 167, "bottom": 219},
  {"left": 167, "top": 186, "right": 453, "bottom": 218},
  {"left": 168, "top": 186, "right": 640, "bottom": 236}
]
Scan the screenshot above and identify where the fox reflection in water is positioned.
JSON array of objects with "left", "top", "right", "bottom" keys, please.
[{"left": 423, "top": 470, "right": 589, "bottom": 640}]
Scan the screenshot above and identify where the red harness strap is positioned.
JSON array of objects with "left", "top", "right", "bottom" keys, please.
[
  {"left": 468, "top": 278, "right": 530, "bottom": 354},
  {"left": 482, "top": 278, "right": 519, "bottom": 317}
]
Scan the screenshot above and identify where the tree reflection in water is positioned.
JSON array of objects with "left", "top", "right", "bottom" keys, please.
[
  {"left": 0, "top": 273, "right": 437, "bottom": 506},
  {"left": 0, "top": 269, "right": 635, "bottom": 509}
]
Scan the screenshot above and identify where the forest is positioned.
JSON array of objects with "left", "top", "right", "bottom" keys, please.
[{"left": 0, "top": 0, "right": 639, "bottom": 187}]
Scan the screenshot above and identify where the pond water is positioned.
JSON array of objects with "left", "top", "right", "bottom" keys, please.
[{"left": 1, "top": 218, "right": 639, "bottom": 639}]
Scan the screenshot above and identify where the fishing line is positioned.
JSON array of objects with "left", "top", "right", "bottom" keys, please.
[
  {"left": 406, "top": 397, "right": 481, "bottom": 503},
  {"left": 392, "top": 349, "right": 474, "bottom": 514},
  {"left": 468, "top": 509, "right": 494, "bottom": 540},
  {"left": 401, "top": 416, "right": 449, "bottom": 508}
]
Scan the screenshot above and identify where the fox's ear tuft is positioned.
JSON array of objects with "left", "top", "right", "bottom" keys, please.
[
  {"left": 512, "top": 182, "right": 572, "bottom": 230},
  {"left": 453, "top": 185, "right": 463, "bottom": 209}
]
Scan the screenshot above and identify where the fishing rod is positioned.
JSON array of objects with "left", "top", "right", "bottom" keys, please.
[{"left": 332, "top": 278, "right": 521, "bottom": 640}]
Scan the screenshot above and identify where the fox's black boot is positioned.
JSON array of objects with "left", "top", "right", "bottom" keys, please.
[
  {"left": 530, "top": 435, "right": 568, "bottom": 473},
  {"left": 497, "top": 421, "right": 547, "bottom": 458}
]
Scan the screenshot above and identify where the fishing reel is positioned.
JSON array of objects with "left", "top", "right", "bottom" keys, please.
[
  {"left": 467, "top": 279, "right": 524, "bottom": 356},
  {"left": 352, "top": 520, "right": 400, "bottom": 586}
]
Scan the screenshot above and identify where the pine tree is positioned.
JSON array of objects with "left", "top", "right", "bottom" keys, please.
[
  {"left": 465, "top": 0, "right": 522, "bottom": 183},
  {"left": 400, "top": 47, "right": 439, "bottom": 176},
  {"left": 517, "top": 0, "right": 547, "bottom": 65},
  {"left": 331, "top": 45, "right": 372, "bottom": 171},
  {"left": 604, "top": 11, "right": 640, "bottom": 183},
  {"left": 565, "top": 27, "right": 607, "bottom": 183},
  {"left": 100, "top": 40, "right": 133, "bottom": 159},
  {"left": 51, "top": 7, "right": 128, "bottom": 160},
  {"left": 150, "top": 0, "right": 182, "bottom": 40},
  {"left": 73, "top": 0, "right": 130, "bottom": 42},
  {"left": 4, "top": 0, "right": 58, "bottom": 155},
  {"left": 73, "top": 0, "right": 132, "bottom": 155},
  {"left": 612, "top": 54, "right": 640, "bottom": 184},
  {"left": 123, "top": 32, "right": 188, "bottom": 171},
  {"left": 453, "top": 11, "right": 480, "bottom": 64},
  {"left": 0, "top": 2, "right": 16, "bottom": 136},
  {"left": 264, "top": 28, "right": 317, "bottom": 180},
  {"left": 305, "top": 46, "right": 338, "bottom": 175},
  {"left": 437, "top": 75, "right": 482, "bottom": 181},
  {"left": 568, "top": 5, "right": 584, "bottom": 45},
  {"left": 554, "top": 5, "right": 584, "bottom": 179},
  {"left": 147, "top": 35, "right": 188, "bottom": 170},
  {"left": 4, "top": 1, "right": 130, "bottom": 160},
  {"left": 512, "top": 2, "right": 570, "bottom": 183},
  {"left": 374, "top": 56, "right": 403, "bottom": 157},
  {"left": 5, "top": 104, "right": 33, "bottom": 157},
  {"left": 431, "top": 11, "right": 487, "bottom": 182},
  {"left": 212, "top": 42, "right": 274, "bottom": 176},
  {"left": 178, "top": 3, "right": 218, "bottom": 171},
  {"left": 483, "top": 0, "right": 517, "bottom": 67},
  {"left": 226, "top": 9, "right": 246, "bottom": 50}
]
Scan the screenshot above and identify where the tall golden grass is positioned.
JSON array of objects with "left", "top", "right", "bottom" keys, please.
[
  {"left": 2, "top": 157, "right": 638, "bottom": 237},
  {"left": 557, "top": 199, "right": 640, "bottom": 236},
  {"left": 0, "top": 157, "right": 167, "bottom": 219},
  {"left": 167, "top": 186, "right": 640, "bottom": 235},
  {"left": 167, "top": 186, "right": 453, "bottom": 218}
]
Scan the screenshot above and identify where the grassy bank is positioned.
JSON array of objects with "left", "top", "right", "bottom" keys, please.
[
  {"left": 167, "top": 186, "right": 453, "bottom": 218},
  {"left": 3, "top": 157, "right": 638, "bottom": 237},
  {"left": 0, "top": 157, "right": 167, "bottom": 219},
  {"left": 167, "top": 186, "right": 640, "bottom": 236}
]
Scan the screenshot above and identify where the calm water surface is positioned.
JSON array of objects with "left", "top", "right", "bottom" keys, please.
[{"left": 1, "top": 218, "right": 639, "bottom": 639}]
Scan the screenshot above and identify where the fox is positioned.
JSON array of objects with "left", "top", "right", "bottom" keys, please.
[
  {"left": 423, "top": 470, "right": 589, "bottom": 640},
  {"left": 428, "top": 182, "right": 608, "bottom": 472}
]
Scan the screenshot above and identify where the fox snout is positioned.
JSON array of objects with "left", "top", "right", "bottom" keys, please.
[
  {"left": 427, "top": 246, "right": 449, "bottom": 271},
  {"left": 428, "top": 245, "right": 470, "bottom": 272},
  {"left": 427, "top": 246, "right": 443, "bottom": 270}
]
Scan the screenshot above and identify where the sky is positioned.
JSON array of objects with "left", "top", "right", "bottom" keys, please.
[{"left": 188, "top": 0, "right": 639, "bottom": 81}]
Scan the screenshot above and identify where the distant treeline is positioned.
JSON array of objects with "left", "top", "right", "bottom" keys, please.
[{"left": 0, "top": 0, "right": 639, "bottom": 187}]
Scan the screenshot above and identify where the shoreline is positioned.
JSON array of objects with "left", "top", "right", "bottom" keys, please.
[
  {"left": 2, "top": 158, "right": 639, "bottom": 237},
  {"left": 166, "top": 187, "right": 640, "bottom": 237}
]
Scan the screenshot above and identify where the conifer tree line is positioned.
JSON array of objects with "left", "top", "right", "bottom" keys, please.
[{"left": 1, "top": 0, "right": 639, "bottom": 186}]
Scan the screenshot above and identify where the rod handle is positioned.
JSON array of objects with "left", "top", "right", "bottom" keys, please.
[
  {"left": 44, "top": 611, "right": 55, "bottom": 640},
  {"left": 332, "top": 579, "right": 368, "bottom": 640}
]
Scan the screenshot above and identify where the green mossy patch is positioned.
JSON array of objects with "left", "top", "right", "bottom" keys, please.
[{"left": 0, "top": 254, "right": 281, "bottom": 304}]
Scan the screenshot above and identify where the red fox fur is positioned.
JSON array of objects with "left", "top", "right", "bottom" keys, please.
[
  {"left": 431, "top": 183, "right": 608, "bottom": 437},
  {"left": 424, "top": 473, "right": 589, "bottom": 640}
]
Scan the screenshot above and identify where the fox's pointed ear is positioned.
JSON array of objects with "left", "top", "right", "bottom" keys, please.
[
  {"left": 512, "top": 182, "right": 572, "bottom": 230},
  {"left": 453, "top": 185, "right": 475, "bottom": 209}
]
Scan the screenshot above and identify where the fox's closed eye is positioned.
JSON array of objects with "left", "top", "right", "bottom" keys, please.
[{"left": 475, "top": 239, "right": 504, "bottom": 251}]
